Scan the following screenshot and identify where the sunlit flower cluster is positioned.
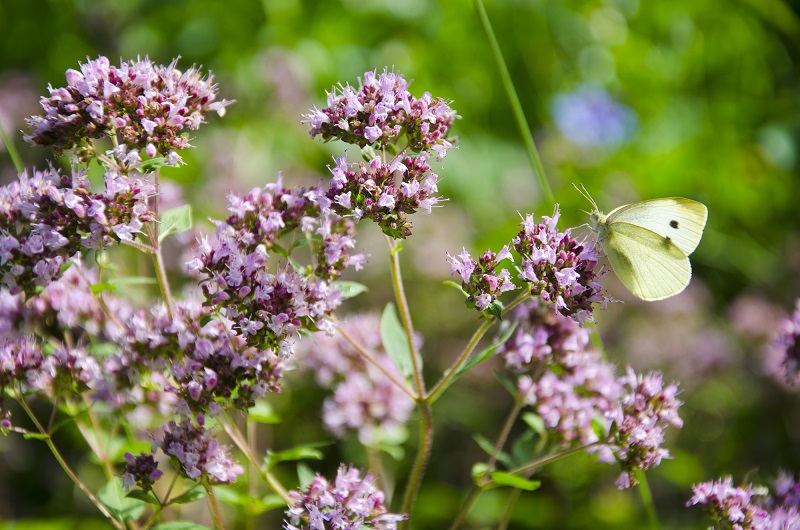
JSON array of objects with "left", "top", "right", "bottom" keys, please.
[
  {"left": 687, "top": 477, "right": 771, "bottom": 529},
  {"left": 304, "top": 68, "right": 456, "bottom": 158},
  {"left": 284, "top": 464, "right": 406, "bottom": 530},
  {"left": 606, "top": 368, "right": 683, "bottom": 489},
  {"left": 25, "top": 56, "right": 233, "bottom": 159},
  {"left": 322, "top": 152, "right": 443, "bottom": 239},
  {"left": 152, "top": 418, "right": 243, "bottom": 484},
  {"left": 119, "top": 299, "right": 284, "bottom": 417},
  {"left": 512, "top": 207, "right": 607, "bottom": 322},
  {"left": 0, "top": 166, "right": 153, "bottom": 299},
  {"left": 447, "top": 246, "right": 515, "bottom": 311},
  {"left": 188, "top": 176, "right": 366, "bottom": 356}
]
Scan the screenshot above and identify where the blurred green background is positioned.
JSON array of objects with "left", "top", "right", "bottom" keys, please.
[{"left": 1, "top": 0, "right": 799, "bottom": 528}]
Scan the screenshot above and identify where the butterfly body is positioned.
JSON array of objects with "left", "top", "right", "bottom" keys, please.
[{"left": 586, "top": 197, "right": 708, "bottom": 301}]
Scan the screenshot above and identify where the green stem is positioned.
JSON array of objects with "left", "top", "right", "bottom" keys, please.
[
  {"left": 218, "top": 415, "right": 291, "bottom": 504},
  {"left": 448, "top": 486, "right": 481, "bottom": 530},
  {"left": 635, "top": 470, "right": 660, "bottom": 530},
  {"left": 428, "top": 318, "right": 493, "bottom": 404},
  {"left": 17, "top": 397, "right": 125, "bottom": 530},
  {"left": 385, "top": 236, "right": 424, "bottom": 396},
  {"left": 473, "top": 0, "right": 555, "bottom": 206},
  {"left": 338, "top": 325, "right": 417, "bottom": 400},
  {"left": 0, "top": 124, "right": 23, "bottom": 173},
  {"left": 206, "top": 483, "right": 227, "bottom": 530},
  {"left": 497, "top": 488, "right": 522, "bottom": 530},
  {"left": 509, "top": 442, "right": 599, "bottom": 478},
  {"left": 399, "top": 402, "right": 433, "bottom": 527},
  {"left": 146, "top": 221, "right": 175, "bottom": 319},
  {"left": 484, "top": 399, "right": 524, "bottom": 477}
]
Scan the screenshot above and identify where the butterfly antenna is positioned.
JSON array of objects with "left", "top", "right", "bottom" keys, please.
[{"left": 571, "top": 182, "right": 599, "bottom": 211}]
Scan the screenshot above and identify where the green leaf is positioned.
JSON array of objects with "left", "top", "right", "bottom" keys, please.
[
  {"left": 248, "top": 401, "right": 281, "bottom": 424},
  {"left": 261, "top": 494, "right": 289, "bottom": 512},
  {"left": 494, "top": 370, "right": 519, "bottom": 397},
  {"left": 98, "top": 478, "right": 145, "bottom": 521},
  {"left": 89, "top": 282, "right": 116, "bottom": 294},
  {"left": 22, "top": 432, "right": 50, "bottom": 441},
  {"left": 266, "top": 445, "right": 325, "bottom": 470},
  {"left": 472, "top": 434, "right": 511, "bottom": 467},
  {"left": 331, "top": 281, "right": 369, "bottom": 299},
  {"left": 126, "top": 490, "right": 159, "bottom": 505},
  {"left": 380, "top": 302, "right": 416, "bottom": 379},
  {"left": 297, "top": 463, "right": 315, "bottom": 488},
  {"left": 592, "top": 416, "right": 608, "bottom": 441},
  {"left": 509, "top": 430, "right": 538, "bottom": 468},
  {"left": 152, "top": 523, "right": 213, "bottom": 530},
  {"left": 169, "top": 487, "right": 205, "bottom": 505},
  {"left": 214, "top": 487, "right": 286, "bottom": 515},
  {"left": 139, "top": 157, "right": 168, "bottom": 172},
  {"left": 522, "top": 412, "right": 546, "bottom": 435},
  {"left": 485, "top": 299, "right": 504, "bottom": 321},
  {"left": 159, "top": 204, "right": 193, "bottom": 242},
  {"left": 442, "top": 280, "right": 469, "bottom": 298},
  {"left": 489, "top": 471, "right": 541, "bottom": 491}
]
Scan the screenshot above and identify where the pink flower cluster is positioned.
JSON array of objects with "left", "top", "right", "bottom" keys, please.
[
  {"left": 284, "top": 464, "right": 406, "bottom": 530},
  {"left": 323, "top": 152, "right": 442, "bottom": 239},
  {"left": 153, "top": 419, "right": 243, "bottom": 484},
  {"left": 188, "top": 176, "right": 366, "bottom": 356},
  {"left": 25, "top": 56, "right": 233, "bottom": 159},
  {"left": 512, "top": 207, "right": 607, "bottom": 322},
  {"left": 306, "top": 69, "right": 457, "bottom": 239},
  {"left": 687, "top": 474, "right": 800, "bottom": 529},
  {"left": 304, "top": 68, "right": 456, "bottom": 157},
  {"left": 447, "top": 246, "right": 515, "bottom": 312},
  {"left": 0, "top": 167, "right": 154, "bottom": 299}
]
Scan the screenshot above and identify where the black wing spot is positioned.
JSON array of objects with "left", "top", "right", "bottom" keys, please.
[{"left": 670, "top": 220, "right": 679, "bottom": 229}]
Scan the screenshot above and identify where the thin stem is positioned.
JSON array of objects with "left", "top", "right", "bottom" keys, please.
[
  {"left": 78, "top": 394, "right": 115, "bottom": 479},
  {"left": 508, "top": 441, "right": 600, "bottom": 478},
  {"left": 483, "top": 399, "right": 524, "bottom": 477},
  {"left": 448, "top": 487, "right": 481, "bottom": 530},
  {"left": 0, "top": 124, "right": 23, "bottom": 173},
  {"left": 473, "top": 0, "right": 555, "bottom": 206},
  {"left": 497, "top": 488, "right": 522, "bottom": 530},
  {"left": 338, "top": 325, "right": 417, "bottom": 400},
  {"left": 16, "top": 397, "right": 125, "bottom": 530},
  {"left": 427, "top": 318, "right": 493, "bottom": 404},
  {"left": 635, "top": 470, "right": 660, "bottom": 530},
  {"left": 206, "top": 483, "right": 227, "bottom": 530},
  {"left": 384, "top": 235, "right": 424, "bottom": 397},
  {"left": 399, "top": 403, "right": 433, "bottom": 528},
  {"left": 246, "top": 416, "right": 256, "bottom": 530},
  {"left": 145, "top": 221, "right": 175, "bottom": 319},
  {"left": 218, "top": 415, "right": 291, "bottom": 504}
]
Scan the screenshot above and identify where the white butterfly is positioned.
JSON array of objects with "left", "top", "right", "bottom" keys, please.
[{"left": 575, "top": 185, "right": 708, "bottom": 301}]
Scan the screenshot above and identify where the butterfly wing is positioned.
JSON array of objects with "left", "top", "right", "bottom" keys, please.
[
  {"left": 606, "top": 198, "right": 707, "bottom": 255},
  {"left": 603, "top": 222, "right": 692, "bottom": 301}
]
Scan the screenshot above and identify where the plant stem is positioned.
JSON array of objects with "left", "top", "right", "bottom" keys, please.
[
  {"left": 218, "top": 415, "right": 291, "bottom": 504},
  {"left": 206, "top": 483, "right": 227, "bottom": 530},
  {"left": 448, "top": 487, "right": 481, "bottom": 530},
  {"left": 509, "top": 442, "right": 599, "bottom": 478},
  {"left": 473, "top": 0, "right": 555, "bottom": 206},
  {"left": 17, "top": 397, "right": 125, "bottom": 530},
  {"left": 338, "top": 325, "right": 417, "bottom": 400},
  {"left": 427, "top": 318, "right": 493, "bottom": 404},
  {"left": 400, "top": 402, "right": 433, "bottom": 527},
  {"left": 384, "top": 235, "right": 424, "bottom": 397},
  {"left": 383, "top": 235, "right": 433, "bottom": 527},
  {"left": 635, "top": 469, "right": 660, "bottom": 530},
  {"left": 145, "top": 217, "right": 175, "bottom": 319},
  {"left": 484, "top": 399, "right": 524, "bottom": 477}
]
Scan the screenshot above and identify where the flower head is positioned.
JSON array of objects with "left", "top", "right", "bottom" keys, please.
[
  {"left": 447, "top": 246, "right": 515, "bottom": 311},
  {"left": 304, "top": 68, "right": 456, "bottom": 158},
  {"left": 25, "top": 56, "right": 233, "bottom": 159},
  {"left": 513, "top": 206, "right": 607, "bottom": 321},
  {"left": 122, "top": 452, "right": 163, "bottom": 493},
  {"left": 284, "top": 464, "right": 406, "bottom": 530}
]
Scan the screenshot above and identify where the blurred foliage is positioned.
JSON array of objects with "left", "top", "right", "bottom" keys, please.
[{"left": 1, "top": 0, "right": 799, "bottom": 528}]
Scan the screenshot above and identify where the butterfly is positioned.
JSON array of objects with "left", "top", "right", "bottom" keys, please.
[{"left": 574, "top": 184, "right": 708, "bottom": 301}]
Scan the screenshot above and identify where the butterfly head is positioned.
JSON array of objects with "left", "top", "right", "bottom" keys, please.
[{"left": 572, "top": 183, "right": 605, "bottom": 233}]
